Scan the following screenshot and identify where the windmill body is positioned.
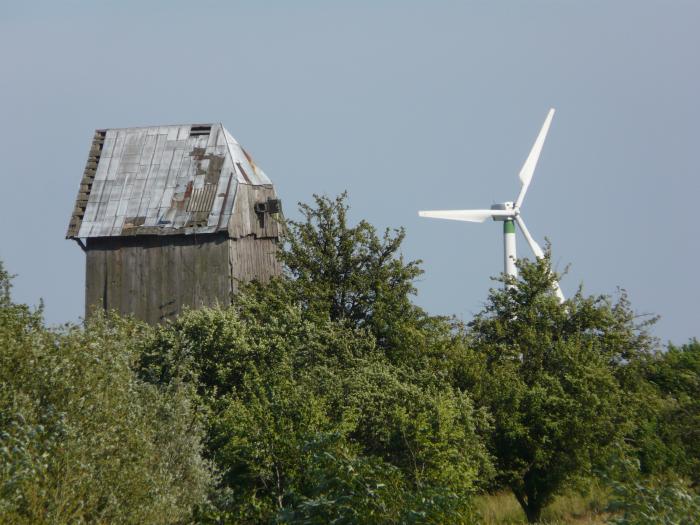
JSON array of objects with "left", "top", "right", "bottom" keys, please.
[{"left": 419, "top": 109, "right": 565, "bottom": 302}]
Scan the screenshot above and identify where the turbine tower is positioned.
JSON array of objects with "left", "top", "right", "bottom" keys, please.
[{"left": 418, "top": 108, "right": 565, "bottom": 302}]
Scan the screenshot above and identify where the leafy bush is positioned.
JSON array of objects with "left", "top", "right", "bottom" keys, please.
[
  {"left": 606, "top": 456, "right": 700, "bottom": 525},
  {"left": 141, "top": 300, "right": 492, "bottom": 522},
  {"left": 138, "top": 193, "right": 493, "bottom": 522},
  {"left": 635, "top": 340, "right": 700, "bottom": 484},
  {"left": 3, "top": 191, "right": 697, "bottom": 524},
  {"left": 0, "top": 262, "right": 212, "bottom": 524}
]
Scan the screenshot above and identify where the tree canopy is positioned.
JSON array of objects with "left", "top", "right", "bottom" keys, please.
[
  {"left": 467, "top": 254, "right": 656, "bottom": 522},
  {"left": 279, "top": 192, "right": 423, "bottom": 346},
  {"left": 1, "top": 193, "right": 698, "bottom": 524},
  {"left": 139, "top": 280, "right": 492, "bottom": 522},
  {"left": 0, "top": 262, "right": 212, "bottom": 524}
]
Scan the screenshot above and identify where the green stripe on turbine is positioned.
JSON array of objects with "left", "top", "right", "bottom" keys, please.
[{"left": 504, "top": 219, "right": 516, "bottom": 234}]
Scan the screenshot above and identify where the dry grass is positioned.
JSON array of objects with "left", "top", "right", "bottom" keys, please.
[{"left": 475, "top": 483, "right": 610, "bottom": 524}]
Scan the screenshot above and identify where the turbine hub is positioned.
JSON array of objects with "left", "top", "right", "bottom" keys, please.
[{"left": 490, "top": 201, "right": 516, "bottom": 221}]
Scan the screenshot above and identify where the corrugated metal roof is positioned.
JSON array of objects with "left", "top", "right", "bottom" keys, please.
[{"left": 67, "top": 123, "right": 273, "bottom": 238}]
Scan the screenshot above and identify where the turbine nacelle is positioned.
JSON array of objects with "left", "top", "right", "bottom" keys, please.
[{"left": 490, "top": 202, "right": 515, "bottom": 221}]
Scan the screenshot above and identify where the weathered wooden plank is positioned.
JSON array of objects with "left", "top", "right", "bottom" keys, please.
[
  {"left": 117, "top": 241, "right": 129, "bottom": 315},
  {"left": 229, "top": 236, "right": 282, "bottom": 286},
  {"left": 148, "top": 237, "right": 162, "bottom": 324},
  {"left": 229, "top": 238, "right": 240, "bottom": 293},
  {"left": 208, "top": 236, "right": 227, "bottom": 307},
  {"left": 140, "top": 134, "right": 157, "bottom": 167},
  {"left": 120, "top": 241, "right": 135, "bottom": 317},
  {"left": 203, "top": 241, "right": 215, "bottom": 307},
  {"left": 191, "top": 241, "right": 202, "bottom": 309},
  {"left": 151, "top": 134, "right": 167, "bottom": 166},
  {"left": 85, "top": 246, "right": 104, "bottom": 317},
  {"left": 106, "top": 156, "right": 121, "bottom": 181},
  {"left": 111, "top": 132, "right": 125, "bottom": 160},
  {"left": 131, "top": 242, "right": 145, "bottom": 321},
  {"left": 101, "top": 137, "right": 115, "bottom": 158},
  {"left": 116, "top": 243, "right": 127, "bottom": 317},
  {"left": 162, "top": 237, "right": 179, "bottom": 321},
  {"left": 201, "top": 241, "right": 213, "bottom": 308},
  {"left": 225, "top": 184, "right": 280, "bottom": 239},
  {"left": 206, "top": 240, "right": 218, "bottom": 308},
  {"left": 104, "top": 243, "right": 119, "bottom": 315},
  {"left": 133, "top": 239, "right": 149, "bottom": 319},
  {"left": 177, "top": 125, "right": 191, "bottom": 141},
  {"left": 147, "top": 238, "right": 159, "bottom": 322},
  {"left": 179, "top": 236, "right": 194, "bottom": 313},
  {"left": 216, "top": 235, "right": 231, "bottom": 307},
  {"left": 197, "top": 239, "right": 212, "bottom": 308}
]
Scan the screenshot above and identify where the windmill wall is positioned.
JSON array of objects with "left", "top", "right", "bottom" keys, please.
[
  {"left": 85, "top": 234, "right": 280, "bottom": 324},
  {"left": 83, "top": 183, "right": 282, "bottom": 323}
]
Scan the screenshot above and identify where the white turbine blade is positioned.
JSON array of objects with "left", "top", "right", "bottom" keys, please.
[
  {"left": 552, "top": 281, "right": 565, "bottom": 303},
  {"left": 515, "top": 215, "right": 565, "bottom": 302},
  {"left": 515, "top": 215, "right": 544, "bottom": 258},
  {"left": 419, "top": 209, "right": 513, "bottom": 223},
  {"left": 515, "top": 108, "right": 555, "bottom": 209}
]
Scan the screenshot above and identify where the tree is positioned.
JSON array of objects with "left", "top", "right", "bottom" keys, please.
[
  {"left": 0, "top": 262, "right": 212, "bottom": 524},
  {"left": 636, "top": 339, "right": 700, "bottom": 485},
  {"left": 140, "top": 292, "right": 491, "bottom": 523},
  {"left": 279, "top": 192, "right": 423, "bottom": 346},
  {"left": 137, "top": 194, "right": 493, "bottom": 521},
  {"left": 605, "top": 453, "right": 700, "bottom": 525},
  {"left": 468, "top": 253, "right": 652, "bottom": 523}
]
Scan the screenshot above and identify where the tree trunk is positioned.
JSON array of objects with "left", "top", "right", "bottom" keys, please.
[
  {"left": 513, "top": 489, "right": 544, "bottom": 523},
  {"left": 524, "top": 504, "right": 542, "bottom": 523}
]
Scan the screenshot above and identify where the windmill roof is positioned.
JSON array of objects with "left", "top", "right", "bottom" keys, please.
[{"left": 66, "top": 123, "right": 272, "bottom": 238}]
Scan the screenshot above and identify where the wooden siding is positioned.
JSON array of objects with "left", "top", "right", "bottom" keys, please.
[
  {"left": 86, "top": 234, "right": 232, "bottom": 324},
  {"left": 85, "top": 232, "right": 282, "bottom": 324},
  {"left": 227, "top": 183, "right": 283, "bottom": 239},
  {"left": 229, "top": 236, "right": 282, "bottom": 287}
]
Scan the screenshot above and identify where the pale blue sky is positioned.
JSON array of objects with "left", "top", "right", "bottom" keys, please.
[{"left": 1, "top": 1, "right": 697, "bottom": 343}]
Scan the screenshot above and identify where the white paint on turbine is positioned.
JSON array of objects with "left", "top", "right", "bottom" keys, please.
[{"left": 504, "top": 222, "right": 517, "bottom": 278}]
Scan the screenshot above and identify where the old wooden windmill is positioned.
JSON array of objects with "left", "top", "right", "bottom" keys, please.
[{"left": 66, "top": 123, "right": 282, "bottom": 323}]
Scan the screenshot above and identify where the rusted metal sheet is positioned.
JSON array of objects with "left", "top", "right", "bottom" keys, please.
[{"left": 67, "top": 123, "right": 274, "bottom": 239}]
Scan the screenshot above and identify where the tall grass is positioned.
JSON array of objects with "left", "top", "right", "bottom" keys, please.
[{"left": 475, "top": 483, "right": 609, "bottom": 524}]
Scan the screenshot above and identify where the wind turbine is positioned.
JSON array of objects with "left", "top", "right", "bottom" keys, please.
[{"left": 418, "top": 108, "right": 565, "bottom": 302}]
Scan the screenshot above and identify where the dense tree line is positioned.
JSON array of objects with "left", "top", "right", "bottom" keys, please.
[
  {"left": 0, "top": 267, "right": 211, "bottom": 523},
  {"left": 1, "top": 193, "right": 698, "bottom": 523}
]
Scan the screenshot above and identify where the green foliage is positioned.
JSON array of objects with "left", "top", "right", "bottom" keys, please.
[
  {"left": 211, "top": 361, "right": 337, "bottom": 522},
  {"left": 283, "top": 432, "right": 480, "bottom": 525},
  {"left": 278, "top": 434, "right": 408, "bottom": 524},
  {"left": 137, "top": 194, "right": 492, "bottom": 522},
  {"left": 0, "top": 262, "right": 212, "bottom": 524},
  {"left": 605, "top": 455, "right": 700, "bottom": 525},
  {"left": 279, "top": 192, "right": 423, "bottom": 346},
  {"left": 468, "top": 254, "right": 652, "bottom": 523},
  {"left": 635, "top": 340, "right": 700, "bottom": 485},
  {"left": 142, "top": 298, "right": 491, "bottom": 523},
  {"left": 3, "top": 191, "right": 698, "bottom": 524},
  {"left": 340, "top": 359, "right": 489, "bottom": 491}
]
